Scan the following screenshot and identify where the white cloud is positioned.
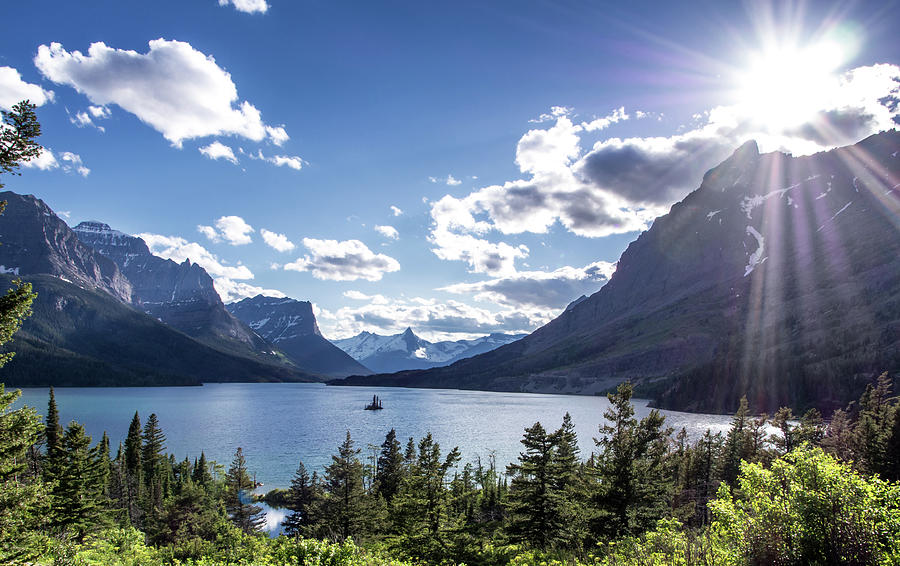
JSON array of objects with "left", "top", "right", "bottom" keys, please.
[
  {"left": 260, "top": 228, "right": 295, "bottom": 252},
  {"left": 529, "top": 105, "right": 573, "bottom": 123},
  {"left": 21, "top": 148, "right": 59, "bottom": 171},
  {"left": 88, "top": 105, "right": 110, "bottom": 119},
  {"left": 265, "top": 125, "right": 289, "bottom": 146},
  {"left": 199, "top": 141, "right": 238, "bottom": 164},
  {"left": 68, "top": 104, "right": 111, "bottom": 131},
  {"left": 427, "top": 63, "right": 900, "bottom": 274},
  {"left": 137, "top": 232, "right": 277, "bottom": 302},
  {"left": 284, "top": 238, "right": 400, "bottom": 281},
  {"left": 59, "top": 152, "right": 90, "bottom": 177},
  {"left": 440, "top": 260, "right": 616, "bottom": 310},
  {"left": 374, "top": 225, "right": 399, "bottom": 240},
  {"left": 390, "top": 205, "right": 403, "bottom": 216},
  {"left": 429, "top": 174, "right": 462, "bottom": 186},
  {"left": 218, "top": 0, "right": 269, "bottom": 14},
  {"left": 34, "top": 39, "right": 287, "bottom": 147},
  {"left": 21, "top": 148, "right": 90, "bottom": 177},
  {"left": 319, "top": 294, "right": 543, "bottom": 342},
  {"left": 252, "top": 149, "right": 303, "bottom": 170},
  {"left": 219, "top": 215, "right": 254, "bottom": 245},
  {"left": 0, "top": 66, "right": 54, "bottom": 110}
]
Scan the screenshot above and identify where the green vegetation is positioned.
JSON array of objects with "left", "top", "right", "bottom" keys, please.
[{"left": 0, "top": 376, "right": 898, "bottom": 565}]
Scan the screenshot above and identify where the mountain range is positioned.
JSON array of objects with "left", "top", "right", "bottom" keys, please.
[
  {"left": 331, "top": 327, "right": 527, "bottom": 373},
  {"left": 331, "top": 131, "right": 900, "bottom": 414},
  {"left": 227, "top": 295, "right": 370, "bottom": 378}
]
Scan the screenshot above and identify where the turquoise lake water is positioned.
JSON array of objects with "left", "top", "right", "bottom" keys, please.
[{"left": 14, "top": 382, "right": 734, "bottom": 490}]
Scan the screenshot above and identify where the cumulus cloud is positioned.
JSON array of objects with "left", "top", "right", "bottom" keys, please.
[
  {"left": 137, "top": 232, "right": 278, "bottom": 302},
  {"left": 199, "top": 141, "right": 238, "bottom": 164},
  {"left": 428, "top": 64, "right": 900, "bottom": 273},
  {"left": 374, "top": 225, "right": 399, "bottom": 240},
  {"left": 390, "top": 205, "right": 403, "bottom": 216},
  {"left": 21, "top": 149, "right": 59, "bottom": 171},
  {"left": 34, "top": 39, "right": 288, "bottom": 147},
  {"left": 284, "top": 238, "right": 400, "bottom": 281},
  {"left": 0, "top": 66, "right": 54, "bottom": 110},
  {"left": 218, "top": 0, "right": 269, "bottom": 14},
  {"left": 439, "top": 261, "right": 616, "bottom": 310},
  {"left": 197, "top": 215, "right": 254, "bottom": 245},
  {"left": 260, "top": 228, "right": 295, "bottom": 252},
  {"left": 343, "top": 290, "right": 388, "bottom": 304}
]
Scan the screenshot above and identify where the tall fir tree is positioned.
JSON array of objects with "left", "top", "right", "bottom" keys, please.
[
  {"left": 376, "top": 428, "right": 405, "bottom": 503},
  {"left": 506, "top": 421, "right": 565, "bottom": 549},
  {"left": 51, "top": 423, "right": 105, "bottom": 540},
  {"left": 43, "top": 387, "right": 62, "bottom": 482},
  {"left": 282, "top": 460, "right": 317, "bottom": 537},
  {"left": 321, "top": 431, "right": 370, "bottom": 541},
  {"left": 123, "top": 411, "right": 143, "bottom": 526},
  {"left": 592, "top": 382, "right": 673, "bottom": 540},
  {"left": 225, "top": 447, "right": 265, "bottom": 534}
]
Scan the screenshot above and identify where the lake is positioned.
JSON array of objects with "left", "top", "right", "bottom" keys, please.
[
  {"left": 13, "top": 382, "right": 735, "bottom": 486},
  {"left": 14, "top": 383, "right": 736, "bottom": 534}
]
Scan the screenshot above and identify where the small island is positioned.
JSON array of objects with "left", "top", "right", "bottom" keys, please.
[{"left": 364, "top": 394, "right": 384, "bottom": 410}]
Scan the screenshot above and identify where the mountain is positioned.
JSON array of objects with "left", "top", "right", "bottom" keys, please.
[
  {"left": 227, "top": 295, "right": 371, "bottom": 377},
  {"left": 73, "top": 220, "right": 277, "bottom": 361},
  {"left": 331, "top": 131, "right": 900, "bottom": 414},
  {"left": 0, "top": 192, "right": 133, "bottom": 303},
  {"left": 332, "top": 328, "right": 527, "bottom": 373},
  {"left": 0, "top": 192, "right": 315, "bottom": 386}
]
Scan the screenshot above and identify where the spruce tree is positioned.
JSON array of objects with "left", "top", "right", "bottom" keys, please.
[
  {"left": 321, "top": 431, "right": 370, "bottom": 541},
  {"left": 592, "top": 382, "right": 673, "bottom": 540},
  {"left": 123, "top": 411, "right": 143, "bottom": 525},
  {"left": 192, "top": 451, "right": 212, "bottom": 486},
  {"left": 376, "top": 428, "right": 404, "bottom": 503},
  {"left": 282, "top": 460, "right": 317, "bottom": 537},
  {"left": 506, "top": 421, "right": 564, "bottom": 549},
  {"left": 225, "top": 447, "right": 265, "bottom": 534},
  {"left": 0, "top": 385, "right": 48, "bottom": 563},
  {"left": 721, "top": 396, "right": 753, "bottom": 485},
  {"left": 51, "top": 423, "right": 105, "bottom": 539},
  {"left": 43, "top": 387, "right": 62, "bottom": 482}
]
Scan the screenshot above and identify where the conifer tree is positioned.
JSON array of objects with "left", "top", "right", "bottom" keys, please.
[
  {"left": 192, "top": 451, "right": 212, "bottom": 486},
  {"left": 51, "top": 423, "right": 105, "bottom": 539},
  {"left": 721, "top": 396, "right": 753, "bottom": 485},
  {"left": 43, "top": 387, "right": 62, "bottom": 482},
  {"left": 225, "top": 447, "right": 265, "bottom": 534},
  {"left": 0, "top": 385, "right": 48, "bottom": 563},
  {"left": 506, "top": 421, "right": 565, "bottom": 549},
  {"left": 593, "top": 382, "right": 673, "bottom": 540},
  {"left": 123, "top": 411, "right": 143, "bottom": 525},
  {"left": 321, "top": 431, "right": 370, "bottom": 541},
  {"left": 376, "top": 428, "right": 404, "bottom": 503},
  {"left": 282, "top": 460, "right": 317, "bottom": 537}
]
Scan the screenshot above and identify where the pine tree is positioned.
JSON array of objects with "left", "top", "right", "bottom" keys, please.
[
  {"left": 225, "top": 447, "right": 265, "bottom": 534},
  {"left": 51, "top": 423, "right": 105, "bottom": 539},
  {"left": 192, "top": 451, "right": 212, "bottom": 486},
  {"left": 506, "top": 421, "right": 565, "bottom": 549},
  {"left": 0, "top": 100, "right": 43, "bottom": 187},
  {"left": 321, "top": 431, "right": 370, "bottom": 541},
  {"left": 592, "top": 382, "right": 673, "bottom": 540},
  {"left": 282, "top": 460, "right": 317, "bottom": 537},
  {"left": 0, "top": 385, "right": 48, "bottom": 563},
  {"left": 376, "top": 428, "right": 404, "bottom": 503},
  {"left": 854, "top": 373, "right": 895, "bottom": 475},
  {"left": 721, "top": 396, "right": 753, "bottom": 485},
  {"left": 43, "top": 387, "right": 62, "bottom": 482},
  {"left": 123, "top": 411, "right": 143, "bottom": 526}
]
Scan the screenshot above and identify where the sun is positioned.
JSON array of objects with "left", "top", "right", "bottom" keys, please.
[{"left": 734, "top": 39, "right": 848, "bottom": 131}]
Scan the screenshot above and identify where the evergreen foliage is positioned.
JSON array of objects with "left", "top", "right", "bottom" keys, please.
[{"left": 225, "top": 447, "right": 266, "bottom": 535}]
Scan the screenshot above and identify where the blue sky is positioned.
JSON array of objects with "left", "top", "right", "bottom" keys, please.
[{"left": 1, "top": 0, "right": 898, "bottom": 340}]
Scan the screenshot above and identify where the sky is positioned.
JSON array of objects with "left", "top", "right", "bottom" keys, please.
[{"left": 1, "top": 0, "right": 898, "bottom": 341}]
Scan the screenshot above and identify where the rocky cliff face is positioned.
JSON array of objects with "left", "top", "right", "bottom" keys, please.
[
  {"left": 228, "top": 295, "right": 371, "bottom": 378},
  {"left": 73, "top": 221, "right": 272, "bottom": 356},
  {"left": 332, "top": 131, "right": 900, "bottom": 414},
  {"left": 0, "top": 193, "right": 133, "bottom": 303}
]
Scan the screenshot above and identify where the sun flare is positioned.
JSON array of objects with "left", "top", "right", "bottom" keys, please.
[{"left": 735, "top": 40, "right": 848, "bottom": 131}]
